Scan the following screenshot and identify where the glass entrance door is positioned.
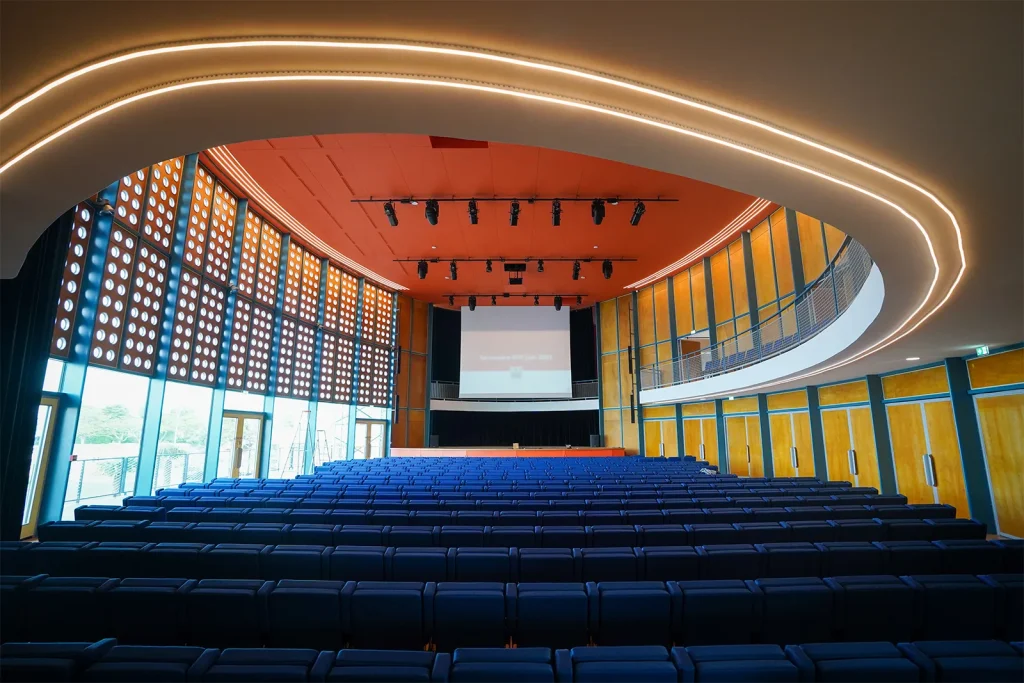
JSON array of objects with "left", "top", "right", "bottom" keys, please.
[
  {"left": 22, "top": 396, "right": 60, "bottom": 538},
  {"left": 354, "top": 420, "right": 387, "bottom": 460},
  {"left": 218, "top": 412, "right": 264, "bottom": 478}
]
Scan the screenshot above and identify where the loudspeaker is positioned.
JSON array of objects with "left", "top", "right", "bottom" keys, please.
[
  {"left": 429, "top": 435, "right": 439, "bottom": 448},
  {"left": 589, "top": 434, "right": 601, "bottom": 447}
]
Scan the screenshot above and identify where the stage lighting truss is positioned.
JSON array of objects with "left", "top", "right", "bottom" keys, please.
[
  {"left": 354, "top": 196, "right": 674, "bottom": 226},
  {"left": 442, "top": 292, "right": 587, "bottom": 309}
]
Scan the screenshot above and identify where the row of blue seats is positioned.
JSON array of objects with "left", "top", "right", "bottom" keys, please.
[
  {"left": 44, "top": 517, "right": 988, "bottom": 546},
  {"left": 155, "top": 488, "right": 871, "bottom": 501},
  {"left": 4, "top": 639, "right": 1022, "bottom": 683},
  {"left": 3, "top": 575, "right": 1020, "bottom": 650},
  {"left": 72, "top": 504, "right": 962, "bottom": 527},
  {"left": 8, "top": 540, "right": 1020, "bottom": 583},
  {"left": 177, "top": 477, "right": 830, "bottom": 489}
]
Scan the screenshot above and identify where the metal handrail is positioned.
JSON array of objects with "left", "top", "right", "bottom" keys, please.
[
  {"left": 431, "top": 379, "right": 599, "bottom": 401},
  {"left": 640, "top": 237, "right": 873, "bottom": 390}
]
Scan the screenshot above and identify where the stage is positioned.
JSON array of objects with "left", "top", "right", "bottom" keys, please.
[{"left": 391, "top": 447, "right": 626, "bottom": 458}]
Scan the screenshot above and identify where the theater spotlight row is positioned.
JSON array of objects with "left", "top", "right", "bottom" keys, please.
[
  {"left": 352, "top": 196, "right": 677, "bottom": 227},
  {"left": 404, "top": 257, "right": 628, "bottom": 281},
  {"left": 445, "top": 293, "right": 585, "bottom": 310}
]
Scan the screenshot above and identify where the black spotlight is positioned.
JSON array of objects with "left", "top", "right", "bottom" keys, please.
[
  {"left": 417, "top": 260, "right": 428, "bottom": 280},
  {"left": 630, "top": 200, "right": 646, "bottom": 226},
  {"left": 554, "top": 296, "right": 562, "bottom": 311},
  {"left": 572, "top": 260, "right": 580, "bottom": 281},
  {"left": 468, "top": 295, "right": 477, "bottom": 311},
  {"left": 576, "top": 295, "right": 582, "bottom": 306},
  {"left": 537, "top": 260, "right": 544, "bottom": 273},
  {"left": 534, "top": 295, "right": 539, "bottom": 306},
  {"left": 383, "top": 201, "right": 398, "bottom": 227},
  {"left": 425, "top": 200, "right": 439, "bottom": 225},
  {"left": 448, "top": 295, "right": 455, "bottom": 306},
  {"left": 591, "top": 199, "right": 605, "bottom": 225},
  {"left": 491, "top": 295, "right": 497, "bottom": 306},
  {"left": 449, "top": 260, "right": 458, "bottom": 281},
  {"left": 467, "top": 199, "right": 478, "bottom": 225},
  {"left": 551, "top": 199, "right": 561, "bottom": 226},
  {"left": 485, "top": 259, "right": 492, "bottom": 273},
  {"left": 509, "top": 199, "right": 520, "bottom": 226},
  {"left": 602, "top": 259, "right": 613, "bottom": 279}
]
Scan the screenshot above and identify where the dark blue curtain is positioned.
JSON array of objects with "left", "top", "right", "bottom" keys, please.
[{"left": 431, "top": 409, "right": 599, "bottom": 447}]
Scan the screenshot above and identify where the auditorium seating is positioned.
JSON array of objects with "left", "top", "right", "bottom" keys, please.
[
  {"left": 3, "top": 640, "right": 1021, "bottom": 681},
  {"left": 4, "top": 456, "right": 1018, "bottom": 681}
]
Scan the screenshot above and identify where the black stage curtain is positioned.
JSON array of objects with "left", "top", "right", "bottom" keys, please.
[
  {"left": 0, "top": 212, "right": 72, "bottom": 539},
  {"left": 430, "top": 306, "right": 598, "bottom": 383},
  {"left": 431, "top": 410, "right": 599, "bottom": 447}
]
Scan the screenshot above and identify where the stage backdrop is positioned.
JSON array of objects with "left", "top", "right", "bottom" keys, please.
[{"left": 430, "top": 409, "right": 600, "bottom": 447}]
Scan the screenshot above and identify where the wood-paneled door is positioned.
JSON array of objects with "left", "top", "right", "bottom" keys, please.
[
  {"left": 886, "top": 399, "right": 969, "bottom": 515},
  {"left": 820, "top": 406, "right": 880, "bottom": 490},
  {"left": 769, "top": 410, "right": 814, "bottom": 477},
  {"left": 726, "top": 415, "right": 763, "bottom": 477},
  {"left": 682, "top": 417, "right": 718, "bottom": 466},
  {"left": 643, "top": 419, "right": 678, "bottom": 457},
  {"left": 974, "top": 390, "right": 1023, "bottom": 537}
]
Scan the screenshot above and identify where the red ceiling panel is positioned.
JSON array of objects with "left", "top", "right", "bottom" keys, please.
[{"left": 226, "top": 134, "right": 763, "bottom": 308}]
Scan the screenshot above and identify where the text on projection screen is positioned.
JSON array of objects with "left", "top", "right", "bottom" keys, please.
[{"left": 459, "top": 306, "right": 572, "bottom": 398}]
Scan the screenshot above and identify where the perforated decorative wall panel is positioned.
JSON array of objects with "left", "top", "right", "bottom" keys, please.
[
  {"left": 227, "top": 298, "right": 252, "bottom": 390},
  {"left": 120, "top": 241, "right": 169, "bottom": 373},
  {"left": 283, "top": 243, "right": 304, "bottom": 318},
  {"left": 318, "top": 332, "right": 338, "bottom": 401},
  {"left": 370, "top": 344, "right": 392, "bottom": 406},
  {"left": 255, "top": 222, "right": 282, "bottom": 307},
  {"left": 373, "top": 292, "right": 394, "bottom": 346},
  {"left": 167, "top": 268, "right": 201, "bottom": 380},
  {"left": 90, "top": 226, "right": 138, "bottom": 368},
  {"left": 204, "top": 183, "right": 238, "bottom": 284},
  {"left": 140, "top": 157, "right": 183, "bottom": 252},
  {"left": 335, "top": 336, "right": 356, "bottom": 402},
  {"left": 323, "top": 265, "right": 342, "bottom": 332},
  {"left": 292, "top": 323, "right": 317, "bottom": 399},
  {"left": 188, "top": 280, "right": 227, "bottom": 385},
  {"left": 183, "top": 165, "right": 214, "bottom": 270},
  {"left": 299, "top": 254, "right": 322, "bottom": 323},
  {"left": 115, "top": 169, "right": 147, "bottom": 230},
  {"left": 338, "top": 272, "right": 359, "bottom": 337},
  {"left": 237, "top": 210, "right": 262, "bottom": 299},
  {"left": 275, "top": 317, "right": 297, "bottom": 396},
  {"left": 51, "top": 203, "right": 95, "bottom": 357},
  {"left": 246, "top": 304, "right": 274, "bottom": 393},
  {"left": 359, "top": 285, "right": 379, "bottom": 344}
]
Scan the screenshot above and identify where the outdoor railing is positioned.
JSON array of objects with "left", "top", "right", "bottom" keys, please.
[
  {"left": 639, "top": 238, "right": 873, "bottom": 390},
  {"left": 63, "top": 455, "right": 137, "bottom": 510},
  {"left": 430, "top": 379, "right": 599, "bottom": 401},
  {"left": 152, "top": 451, "right": 206, "bottom": 492}
]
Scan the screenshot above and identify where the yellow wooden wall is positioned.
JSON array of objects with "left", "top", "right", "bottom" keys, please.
[
  {"left": 391, "top": 294, "right": 429, "bottom": 447},
  {"left": 769, "top": 411, "right": 814, "bottom": 477},
  {"left": 820, "top": 406, "right": 880, "bottom": 490},
  {"left": 725, "top": 414, "right": 763, "bottom": 477},
  {"left": 599, "top": 295, "right": 639, "bottom": 454}
]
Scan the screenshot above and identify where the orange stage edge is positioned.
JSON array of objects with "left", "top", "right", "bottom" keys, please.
[{"left": 391, "top": 448, "right": 626, "bottom": 458}]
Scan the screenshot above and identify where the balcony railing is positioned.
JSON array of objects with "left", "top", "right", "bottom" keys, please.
[
  {"left": 639, "top": 238, "right": 873, "bottom": 390},
  {"left": 430, "top": 380, "right": 599, "bottom": 401}
]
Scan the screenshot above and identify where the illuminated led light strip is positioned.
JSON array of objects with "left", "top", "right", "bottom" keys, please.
[
  {"left": 626, "top": 198, "right": 772, "bottom": 289},
  {"left": 205, "top": 146, "right": 405, "bottom": 291},
  {"left": 0, "top": 45, "right": 962, "bottom": 381}
]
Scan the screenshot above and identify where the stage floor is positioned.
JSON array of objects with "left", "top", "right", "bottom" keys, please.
[{"left": 391, "top": 447, "right": 626, "bottom": 458}]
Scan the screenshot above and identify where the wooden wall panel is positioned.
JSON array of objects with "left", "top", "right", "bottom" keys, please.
[
  {"left": 770, "top": 209, "right": 794, "bottom": 297},
  {"left": 637, "top": 288, "right": 655, "bottom": 347},
  {"left": 682, "top": 419, "right": 703, "bottom": 459},
  {"left": 701, "top": 417, "right": 719, "bottom": 466},
  {"left": 397, "top": 295, "right": 413, "bottom": 349},
  {"left": 768, "top": 390, "right": 808, "bottom": 411},
  {"left": 600, "top": 300, "right": 618, "bottom": 352},
  {"left": 622, "top": 416, "right": 639, "bottom": 455},
  {"left": 616, "top": 295, "right": 632, "bottom": 350},
  {"left": 391, "top": 410, "right": 408, "bottom": 447},
  {"left": 639, "top": 345, "right": 656, "bottom": 370},
  {"left": 924, "top": 400, "right": 969, "bottom": 516},
  {"left": 976, "top": 392, "right": 1024, "bottom": 537},
  {"left": 618, "top": 352, "right": 632, "bottom": 405},
  {"left": 601, "top": 354, "right": 620, "bottom": 407},
  {"left": 683, "top": 402, "right": 715, "bottom": 416},
  {"left": 729, "top": 240, "right": 749, "bottom": 316},
  {"left": 644, "top": 406, "right": 675, "bottom": 419},
  {"left": 657, "top": 341, "right": 673, "bottom": 364},
  {"left": 770, "top": 413, "right": 795, "bottom": 477},
  {"left": 711, "top": 250, "right": 733, "bottom": 323},
  {"left": 411, "top": 300, "right": 429, "bottom": 354},
  {"left": 722, "top": 397, "right": 759, "bottom": 414},
  {"left": 603, "top": 410, "right": 622, "bottom": 448},
  {"left": 888, "top": 402, "right": 933, "bottom": 505},
  {"left": 751, "top": 220, "right": 776, "bottom": 307},
  {"left": 691, "top": 263, "right": 708, "bottom": 331},
  {"left": 661, "top": 420, "right": 678, "bottom": 458},
  {"left": 882, "top": 366, "right": 950, "bottom": 400},
  {"left": 654, "top": 281, "right": 671, "bottom": 342},
  {"left": 746, "top": 415, "right": 764, "bottom": 477},
  {"left": 796, "top": 212, "right": 828, "bottom": 282},
  {"left": 849, "top": 406, "right": 880, "bottom": 491},
  {"left": 824, "top": 223, "right": 847, "bottom": 260},
  {"left": 408, "top": 410, "right": 425, "bottom": 447},
  {"left": 644, "top": 421, "right": 662, "bottom": 457},
  {"left": 818, "top": 380, "right": 869, "bottom": 406},
  {"left": 821, "top": 408, "right": 852, "bottom": 483},
  {"left": 967, "top": 348, "right": 1024, "bottom": 390},
  {"left": 726, "top": 416, "right": 749, "bottom": 476},
  {"left": 673, "top": 273, "right": 693, "bottom": 335},
  {"left": 792, "top": 411, "right": 814, "bottom": 475},
  {"left": 409, "top": 355, "right": 427, "bottom": 409}
]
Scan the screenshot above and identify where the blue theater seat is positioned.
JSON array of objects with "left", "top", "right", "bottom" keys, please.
[
  {"left": 518, "top": 548, "right": 578, "bottom": 582},
  {"left": 824, "top": 575, "right": 918, "bottom": 642},
  {"left": 873, "top": 540, "right": 943, "bottom": 575},
  {"left": 904, "top": 574, "right": 1000, "bottom": 640},
  {"left": 1, "top": 640, "right": 116, "bottom": 683},
  {"left": 439, "top": 526, "right": 485, "bottom": 547},
  {"left": 82, "top": 645, "right": 217, "bottom": 681},
  {"left": 815, "top": 541, "right": 885, "bottom": 575},
  {"left": 675, "top": 644, "right": 801, "bottom": 682},
  {"left": 898, "top": 640, "right": 1024, "bottom": 683},
  {"left": 431, "top": 582, "right": 508, "bottom": 651},
  {"left": 390, "top": 548, "right": 448, "bottom": 582},
  {"left": 587, "top": 582, "right": 679, "bottom": 646},
  {"left": 199, "top": 544, "right": 265, "bottom": 579},
  {"left": 328, "top": 649, "right": 442, "bottom": 682},
  {"left": 580, "top": 548, "right": 638, "bottom": 582},
  {"left": 450, "top": 548, "right": 514, "bottom": 582},
  {"left": 199, "top": 648, "right": 332, "bottom": 682},
  {"left": 571, "top": 646, "right": 677, "bottom": 683},
  {"left": 786, "top": 642, "right": 921, "bottom": 682},
  {"left": 334, "top": 525, "right": 385, "bottom": 546},
  {"left": 933, "top": 539, "right": 1005, "bottom": 574},
  {"left": 754, "top": 578, "right": 834, "bottom": 645},
  {"left": 261, "top": 545, "right": 331, "bottom": 580},
  {"left": 185, "top": 580, "right": 272, "bottom": 648},
  {"left": 981, "top": 574, "right": 1023, "bottom": 641},
  {"left": 538, "top": 526, "right": 586, "bottom": 548},
  {"left": 676, "top": 580, "right": 760, "bottom": 645},
  {"left": 488, "top": 527, "right": 537, "bottom": 549},
  {"left": 637, "top": 524, "right": 689, "bottom": 546},
  {"left": 22, "top": 577, "right": 117, "bottom": 643},
  {"left": 688, "top": 524, "right": 742, "bottom": 546},
  {"left": 449, "top": 647, "right": 560, "bottom": 683},
  {"left": 697, "top": 544, "right": 764, "bottom": 579},
  {"left": 513, "top": 583, "right": 589, "bottom": 648},
  {"left": 22, "top": 541, "right": 92, "bottom": 576},
  {"left": 342, "top": 581, "right": 432, "bottom": 650},
  {"left": 103, "top": 578, "right": 194, "bottom": 645},
  {"left": 755, "top": 542, "right": 822, "bottom": 578},
  {"left": 783, "top": 520, "right": 836, "bottom": 542},
  {"left": 329, "top": 547, "right": 388, "bottom": 581},
  {"left": 1, "top": 575, "right": 46, "bottom": 643},
  {"left": 265, "top": 580, "right": 345, "bottom": 649},
  {"left": 640, "top": 546, "right": 700, "bottom": 581},
  {"left": 589, "top": 525, "right": 638, "bottom": 547}
]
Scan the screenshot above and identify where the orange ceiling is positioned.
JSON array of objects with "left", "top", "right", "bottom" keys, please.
[{"left": 226, "top": 134, "right": 763, "bottom": 307}]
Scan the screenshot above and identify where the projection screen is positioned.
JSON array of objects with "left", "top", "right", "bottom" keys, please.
[{"left": 459, "top": 306, "right": 572, "bottom": 398}]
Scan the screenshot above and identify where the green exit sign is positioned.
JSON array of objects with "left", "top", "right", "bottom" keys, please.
[{"left": 976, "top": 345, "right": 990, "bottom": 357}]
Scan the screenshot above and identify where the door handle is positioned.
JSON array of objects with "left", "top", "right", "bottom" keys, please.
[
  {"left": 790, "top": 447, "right": 799, "bottom": 469},
  {"left": 847, "top": 449, "right": 858, "bottom": 475},
  {"left": 745, "top": 445, "right": 751, "bottom": 463},
  {"left": 699, "top": 443, "right": 705, "bottom": 459},
  {"left": 922, "top": 453, "right": 937, "bottom": 487}
]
